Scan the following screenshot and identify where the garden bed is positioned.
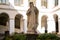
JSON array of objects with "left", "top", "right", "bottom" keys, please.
[{"left": 4, "top": 33, "right": 60, "bottom": 40}]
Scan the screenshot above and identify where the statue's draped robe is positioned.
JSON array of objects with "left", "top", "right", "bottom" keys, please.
[{"left": 27, "top": 6, "right": 39, "bottom": 33}]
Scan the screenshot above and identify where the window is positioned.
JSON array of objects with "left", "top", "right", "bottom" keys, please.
[
  {"left": 41, "top": 0, "right": 47, "bottom": 8},
  {"left": 28, "top": 0, "right": 36, "bottom": 5},
  {"left": 14, "top": 0, "right": 23, "bottom": 6},
  {"left": 55, "top": 0, "right": 58, "bottom": 6},
  {"left": 0, "top": 0, "right": 9, "bottom": 4}
]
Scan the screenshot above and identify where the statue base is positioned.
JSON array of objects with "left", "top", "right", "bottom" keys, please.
[{"left": 27, "top": 30, "right": 37, "bottom": 34}]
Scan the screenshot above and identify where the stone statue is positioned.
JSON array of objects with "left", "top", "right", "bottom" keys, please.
[{"left": 26, "top": 2, "right": 39, "bottom": 34}]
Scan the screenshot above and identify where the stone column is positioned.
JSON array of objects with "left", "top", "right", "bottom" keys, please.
[
  {"left": 58, "top": 19, "right": 60, "bottom": 34},
  {"left": 47, "top": 15, "right": 56, "bottom": 33},
  {"left": 20, "top": 18, "right": 24, "bottom": 33},
  {"left": 6, "top": 22, "right": 9, "bottom": 31},
  {"left": 23, "top": 19, "right": 27, "bottom": 34},
  {"left": 47, "top": 20, "right": 55, "bottom": 33},
  {"left": 9, "top": 18, "right": 15, "bottom": 35}
]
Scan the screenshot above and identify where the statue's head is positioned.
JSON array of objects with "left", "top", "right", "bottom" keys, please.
[{"left": 29, "top": 2, "right": 34, "bottom": 8}]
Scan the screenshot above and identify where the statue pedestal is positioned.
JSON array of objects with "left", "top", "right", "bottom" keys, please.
[
  {"left": 27, "top": 29, "right": 37, "bottom": 34},
  {"left": 27, "top": 31, "right": 35, "bottom": 34}
]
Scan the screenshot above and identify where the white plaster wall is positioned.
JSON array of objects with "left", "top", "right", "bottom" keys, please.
[
  {"left": 0, "top": 0, "right": 60, "bottom": 34},
  {"left": 48, "top": 0, "right": 55, "bottom": 9},
  {"left": 0, "top": 9, "right": 18, "bottom": 18}
]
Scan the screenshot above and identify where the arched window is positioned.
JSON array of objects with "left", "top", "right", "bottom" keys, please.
[
  {"left": 0, "top": 12, "right": 9, "bottom": 34},
  {"left": 14, "top": 0, "right": 23, "bottom": 6},
  {"left": 0, "top": 0, "right": 9, "bottom": 4},
  {"left": 55, "top": 0, "right": 58, "bottom": 6},
  {"left": 15, "top": 14, "right": 23, "bottom": 29},
  {"left": 0, "top": 12, "right": 9, "bottom": 26},
  {"left": 53, "top": 14, "right": 59, "bottom": 34},
  {"left": 41, "top": 0, "right": 47, "bottom": 8},
  {"left": 15, "top": 14, "right": 24, "bottom": 33}
]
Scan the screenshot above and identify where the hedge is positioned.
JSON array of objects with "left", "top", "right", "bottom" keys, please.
[{"left": 4, "top": 33, "right": 60, "bottom": 40}]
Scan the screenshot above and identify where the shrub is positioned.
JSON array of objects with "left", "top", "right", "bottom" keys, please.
[
  {"left": 12, "top": 34, "right": 26, "bottom": 40},
  {"left": 37, "top": 33, "right": 60, "bottom": 40},
  {"left": 4, "top": 36, "right": 11, "bottom": 40},
  {"left": 4, "top": 33, "right": 60, "bottom": 40}
]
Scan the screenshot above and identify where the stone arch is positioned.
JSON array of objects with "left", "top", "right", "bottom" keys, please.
[
  {"left": 15, "top": 14, "right": 24, "bottom": 33},
  {"left": 0, "top": 12, "right": 9, "bottom": 34},
  {"left": 41, "top": 15, "right": 48, "bottom": 33},
  {"left": 53, "top": 14, "right": 59, "bottom": 34}
]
